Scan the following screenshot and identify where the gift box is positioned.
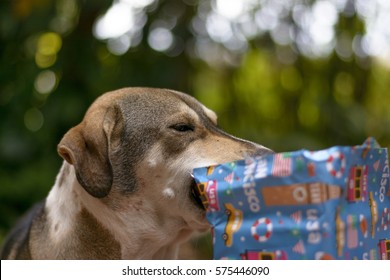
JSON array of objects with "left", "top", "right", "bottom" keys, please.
[{"left": 192, "top": 138, "right": 390, "bottom": 260}]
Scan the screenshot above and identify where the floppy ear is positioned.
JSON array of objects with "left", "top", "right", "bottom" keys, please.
[{"left": 57, "top": 105, "right": 123, "bottom": 198}]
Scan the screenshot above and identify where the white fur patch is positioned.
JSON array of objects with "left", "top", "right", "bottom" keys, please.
[
  {"left": 162, "top": 187, "right": 176, "bottom": 199},
  {"left": 45, "top": 162, "right": 81, "bottom": 243}
]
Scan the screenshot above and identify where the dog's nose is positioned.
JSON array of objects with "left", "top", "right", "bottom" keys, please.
[{"left": 246, "top": 143, "right": 274, "bottom": 158}]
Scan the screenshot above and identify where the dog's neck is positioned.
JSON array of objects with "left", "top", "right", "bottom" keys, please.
[{"left": 44, "top": 162, "right": 194, "bottom": 259}]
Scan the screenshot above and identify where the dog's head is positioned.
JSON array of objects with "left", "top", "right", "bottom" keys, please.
[{"left": 57, "top": 88, "right": 272, "bottom": 235}]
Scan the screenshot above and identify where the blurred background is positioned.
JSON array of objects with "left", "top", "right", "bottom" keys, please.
[{"left": 1, "top": 0, "right": 390, "bottom": 257}]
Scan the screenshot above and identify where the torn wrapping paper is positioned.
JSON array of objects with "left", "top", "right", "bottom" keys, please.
[{"left": 192, "top": 138, "right": 390, "bottom": 260}]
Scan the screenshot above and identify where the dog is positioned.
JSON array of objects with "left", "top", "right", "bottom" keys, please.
[{"left": 0, "top": 87, "right": 272, "bottom": 259}]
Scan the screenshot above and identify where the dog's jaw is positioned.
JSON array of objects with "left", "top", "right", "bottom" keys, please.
[{"left": 45, "top": 162, "right": 202, "bottom": 259}]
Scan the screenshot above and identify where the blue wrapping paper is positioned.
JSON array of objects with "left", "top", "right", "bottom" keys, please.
[{"left": 193, "top": 138, "right": 390, "bottom": 260}]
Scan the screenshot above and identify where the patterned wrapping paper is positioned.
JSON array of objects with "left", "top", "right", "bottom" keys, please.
[{"left": 192, "top": 138, "right": 390, "bottom": 260}]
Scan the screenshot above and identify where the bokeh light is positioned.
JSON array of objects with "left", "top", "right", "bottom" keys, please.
[
  {"left": 35, "top": 32, "right": 62, "bottom": 68},
  {"left": 90, "top": 0, "right": 390, "bottom": 65},
  {"left": 148, "top": 27, "right": 174, "bottom": 52},
  {"left": 24, "top": 108, "right": 44, "bottom": 132},
  {"left": 34, "top": 70, "right": 57, "bottom": 95},
  {"left": 93, "top": 0, "right": 155, "bottom": 55}
]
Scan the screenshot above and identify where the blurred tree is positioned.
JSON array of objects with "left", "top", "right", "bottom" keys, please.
[{"left": 1, "top": 0, "right": 390, "bottom": 254}]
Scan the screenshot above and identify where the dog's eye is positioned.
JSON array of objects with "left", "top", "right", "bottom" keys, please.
[{"left": 170, "top": 124, "right": 194, "bottom": 132}]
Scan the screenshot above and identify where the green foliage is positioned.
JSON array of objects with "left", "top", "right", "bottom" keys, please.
[{"left": 1, "top": 0, "right": 390, "bottom": 249}]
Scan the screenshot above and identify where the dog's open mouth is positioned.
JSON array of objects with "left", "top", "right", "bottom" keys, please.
[{"left": 190, "top": 179, "right": 206, "bottom": 210}]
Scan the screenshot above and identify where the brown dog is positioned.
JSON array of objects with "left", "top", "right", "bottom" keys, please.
[{"left": 0, "top": 88, "right": 272, "bottom": 259}]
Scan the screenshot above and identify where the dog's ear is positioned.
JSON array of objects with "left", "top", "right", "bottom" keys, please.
[{"left": 57, "top": 105, "right": 123, "bottom": 198}]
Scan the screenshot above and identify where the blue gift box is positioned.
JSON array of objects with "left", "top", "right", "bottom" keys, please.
[{"left": 193, "top": 138, "right": 390, "bottom": 260}]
